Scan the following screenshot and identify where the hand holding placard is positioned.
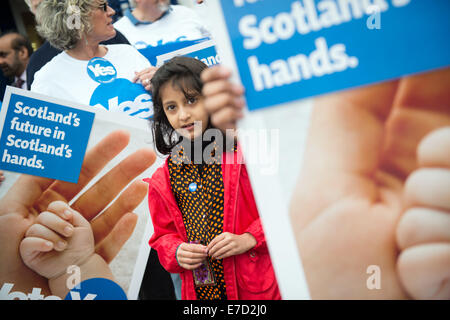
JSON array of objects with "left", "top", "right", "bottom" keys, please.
[{"left": 201, "top": 66, "right": 246, "bottom": 131}]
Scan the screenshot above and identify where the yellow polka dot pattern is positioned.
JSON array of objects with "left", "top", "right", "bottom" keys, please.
[{"left": 168, "top": 146, "right": 227, "bottom": 300}]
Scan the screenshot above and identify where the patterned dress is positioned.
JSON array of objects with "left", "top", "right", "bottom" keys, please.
[{"left": 168, "top": 144, "right": 227, "bottom": 300}]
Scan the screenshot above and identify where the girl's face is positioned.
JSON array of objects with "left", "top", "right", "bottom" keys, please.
[{"left": 161, "top": 80, "right": 209, "bottom": 140}]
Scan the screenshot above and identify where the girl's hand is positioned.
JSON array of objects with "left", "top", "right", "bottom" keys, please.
[
  {"left": 207, "top": 232, "right": 257, "bottom": 260},
  {"left": 132, "top": 67, "right": 158, "bottom": 92},
  {"left": 176, "top": 242, "right": 208, "bottom": 270},
  {"left": 20, "top": 201, "right": 95, "bottom": 280}
]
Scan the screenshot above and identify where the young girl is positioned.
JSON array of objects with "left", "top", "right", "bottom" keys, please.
[{"left": 145, "top": 56, "right": 281, "bottom": 300}]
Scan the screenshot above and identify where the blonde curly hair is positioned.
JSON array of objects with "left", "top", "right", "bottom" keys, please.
[{"left": 35, "top": 0, "right": 96, "bottom": 51}]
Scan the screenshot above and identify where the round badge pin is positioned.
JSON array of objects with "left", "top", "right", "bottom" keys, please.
[
  {"left": 86, "top": 57, "right": 117, "bottom": 84},
  {"left": 188, "top": 182, "right": 197, "bottom": 192}
]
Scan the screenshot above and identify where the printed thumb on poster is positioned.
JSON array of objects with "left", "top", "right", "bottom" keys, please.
[
  {"left": 202, "top": 0, "right": 450, "bottom": 300},
  {"left": 0, "top": 87, "right": 163, "bottom": 300}
]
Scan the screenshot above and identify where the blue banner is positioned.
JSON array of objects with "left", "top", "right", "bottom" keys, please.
[
  {"left": 184, "top": 46, "right": 220, "bottom": 67},
  {"left": 219, "top": 0, "right": 450, "bottom": 111},
  {"left": 138, "top": 38, "right": 211, "bottom": 66},
  {"left": 156, "top": 40, "right": 220, "bottom": 67},
  {"left": 0, "top": 91, "right": 94, "bottom": 183}
]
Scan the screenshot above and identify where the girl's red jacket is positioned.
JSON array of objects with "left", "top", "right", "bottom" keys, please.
[{"left": 144, "top": 148, "right": 281, "bottom": 300}]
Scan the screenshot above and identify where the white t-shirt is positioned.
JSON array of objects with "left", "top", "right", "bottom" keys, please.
[
  {"left": 31, "top": 44, "right": 153, "bottom": 119},
  {"left": 113, "top": 5, "right": 211, "bottom": 48}
]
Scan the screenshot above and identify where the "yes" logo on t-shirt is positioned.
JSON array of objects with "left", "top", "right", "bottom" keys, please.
[{"left": 87, "top": 57, "right": 117, "bottom": 83}]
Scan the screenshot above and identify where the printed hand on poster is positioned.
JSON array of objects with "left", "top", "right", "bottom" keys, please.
[
  {"left": 201, "top": 66, "right": 450, "bottom": 299},
  {"left": 0, "top": 130, "right": 155, "bottom": 296},
  {"left": 290, "top": 68, "right": 450, "bottom": 299}
]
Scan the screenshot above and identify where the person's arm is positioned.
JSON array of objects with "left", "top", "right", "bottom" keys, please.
[
  {"left": 147, "top": 184, "right": 186, "bottom": 273},
  {"left": 206, "top": 183, "right": 267, "bottom": 259},
  {"left": 130, "top": 47, "right": 157, "bottom": 92},
  {"left": 239, "top": 164, "right": 268, "bottom": 252},
  {"left": 207, "top": 232, "right": 257, "bottom": 260},
  {"left": 242, "top": 218, "right": 266, "bottom": 251},
  {"left": 26, "top": 41, "right": 61, "bottom": 90},
  {"left": 176, "top": 242, "right": 208, "bottom": 270}
]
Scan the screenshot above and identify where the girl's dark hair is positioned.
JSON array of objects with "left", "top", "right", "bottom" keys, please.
[{"left": 150, "top": 56, "right": 208, "bottom": 155}]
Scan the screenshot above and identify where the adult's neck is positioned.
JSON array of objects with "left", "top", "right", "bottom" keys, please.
[
  {"left": 132, "top": 6, "right": 165, "bottom": 23},
  {"left": 65, "top": 39, "right": 107, "bottom": 60}
]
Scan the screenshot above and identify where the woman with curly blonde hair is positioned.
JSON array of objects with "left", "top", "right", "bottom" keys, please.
[{"left": 31, "top": 0, "right": 156, "bottom": 119}]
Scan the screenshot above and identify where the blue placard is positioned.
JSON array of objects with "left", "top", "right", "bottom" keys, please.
[
  {"left": 219, "top": 0, "right": 450, "bottom": 111},
  {"left": 0, "top": 91, "right": 95, "bottom": 183},
  {"left": 184, "top": 45, "right": 221, "bottom": 67},
  {"left": 138, "top": 38, "right": 211, "bottom": 66},
  {"left": 156, "top": 40, "right": 220, "bottom": 67}
]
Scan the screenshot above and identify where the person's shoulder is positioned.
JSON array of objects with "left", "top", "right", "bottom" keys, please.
[
  {"left": 169, "top": 5, "right": 204, "bottom": 24},
  {"left": 106, "top": 43, "right": 139, "bottom": 54},
  {"left": 171, "top": 4, "right": 196, "bottom": 15},
  {"left": 106, "top": 43, "right": 134, "bottom": 51},
  {"left": 102, "top": 29, "right": 130, "bottom": 45},
  {"left": 27, "top": 42, "right": 62, "bottom": 89},
  {"left": 146, "top": 159, "right": 170, "bottom": 189},
  {"left": 154, "top": 158, "right": 170, "bottom": 178},
  {"left": 31, "top": 60, "right": 57, "bottom": 93},
  {"left": 113, "top": 14, "right": 139, "bottom": 39},
  {"left": 106, "top": 44, "right": 141, "bottom": 58},
  {"left": 106, "top": 44, "right": 151, "bottom": 67},
  {"left": 113, "top": 14, "right": 132, "bottom": 29},
  {"left": 28, "top": 42, "right": 61, "bottom": 71},
  {"left": 29, "top": 41, "right": 60, "bottom": 62},
  {"left": 32, "top": 51, "right": 66, "bottom": 80}
]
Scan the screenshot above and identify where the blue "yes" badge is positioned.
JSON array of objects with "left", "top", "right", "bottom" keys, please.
[
  {"left": 188, "top": 182, "right": 197, "bottom": 192},
  {"left": 87, "top": 57, "right": 117, "bottom": 84}
]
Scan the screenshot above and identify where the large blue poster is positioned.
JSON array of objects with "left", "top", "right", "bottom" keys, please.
[
  {"left": 0, "top": 88, "right": 94, "bottom": 183},
  {"left": 219, "top": 0, "right": 450, "bottom": 111}
]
